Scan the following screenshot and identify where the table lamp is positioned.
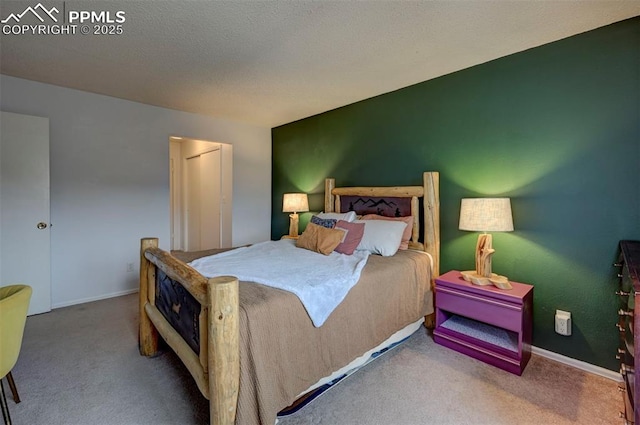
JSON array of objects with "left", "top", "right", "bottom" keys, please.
[
  {"left": 458, "top": 198, "right": 514, "bottom": 289},
  {"left": 283, "top": 193, "right": 309, "bottom": 238}
]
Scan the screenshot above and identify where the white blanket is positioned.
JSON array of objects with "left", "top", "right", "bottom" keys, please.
[{"left": 189, "top": 239, "right": 370, "bottom": 327}]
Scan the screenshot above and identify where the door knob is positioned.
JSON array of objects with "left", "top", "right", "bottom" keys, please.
[{"left": 36, "top": 222, "right": 48, "bottom": 230}]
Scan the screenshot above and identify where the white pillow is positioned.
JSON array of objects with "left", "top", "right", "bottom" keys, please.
[
  {"left": 316, "top": 211, "right": 357, "bottom": 223},
  {"left": 354, "top": 219, "right": 407, "bottom": 257}
]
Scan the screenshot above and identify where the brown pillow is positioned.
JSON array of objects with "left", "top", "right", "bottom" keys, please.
[
  {"left": 296, "top": 223, "right": 345, "bottom": 255},
  {"left": 316, "top": 225, "right": 345, "bottom": 254}
]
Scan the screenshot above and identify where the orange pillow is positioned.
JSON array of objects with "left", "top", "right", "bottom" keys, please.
[
  {"left": 296, "top": 223, "right": 345, "bottom": 255},
  {"left": 360, "top": 214, "right": 413, "bottom": 250}
]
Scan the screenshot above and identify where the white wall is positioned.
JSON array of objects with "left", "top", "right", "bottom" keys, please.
[{"left": 0, "top": 75, "right": 271, "bottom": 308}]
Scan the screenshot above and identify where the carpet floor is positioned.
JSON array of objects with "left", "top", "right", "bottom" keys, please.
[{"left": 8, "top": 293, "right": 621, "bottom": 425}]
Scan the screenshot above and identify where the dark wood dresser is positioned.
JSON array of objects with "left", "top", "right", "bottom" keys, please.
[{"left": 616, "top": 240, "right": 640, "bottom": 424}]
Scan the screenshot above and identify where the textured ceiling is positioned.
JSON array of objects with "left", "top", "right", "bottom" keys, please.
[{"left": 1, "top": 1, "right": 639, "bottom": 127}]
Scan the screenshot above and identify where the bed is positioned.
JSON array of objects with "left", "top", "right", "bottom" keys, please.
[{"left": 138, "top": 171, "right": 440, "bottom": 425}]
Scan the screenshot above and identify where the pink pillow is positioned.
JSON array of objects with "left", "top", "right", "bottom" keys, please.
[
  {"left": 361, "top": 214, "right": 413, "bottom": 250},
  {"left": 334, "top": 220, "right": 365, "bottom": 255}
]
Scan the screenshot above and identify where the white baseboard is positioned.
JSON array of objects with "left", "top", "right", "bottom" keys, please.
[
  {"left": 532, "top": 345, "right": 621, "bottom": 381},
  {"left": 52, "top": 288, "right": 139, "bottom": 310}
]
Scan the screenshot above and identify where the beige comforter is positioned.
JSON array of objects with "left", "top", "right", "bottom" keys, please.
[{"left": 176, "top": 248, "right": 433, "bottom": 425}]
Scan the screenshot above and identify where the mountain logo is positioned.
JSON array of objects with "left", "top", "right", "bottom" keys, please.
[
  {"left": 352, "top": 197, "right": 398, "bottom": 208},
  {"left": 1, "top": 3, "right": 59, "bottom": 24}
]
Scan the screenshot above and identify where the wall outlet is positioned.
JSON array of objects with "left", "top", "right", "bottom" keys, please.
[
  {"left": 126, "top": 262, "right": 135, "bottom": 273},
  {"left": 555, "top": 310, "right": 572, "bottom": 336}
]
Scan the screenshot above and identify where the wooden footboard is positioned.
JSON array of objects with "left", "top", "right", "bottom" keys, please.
[{"left": 139, "top": 238, "right": 239, "bottom": 425}]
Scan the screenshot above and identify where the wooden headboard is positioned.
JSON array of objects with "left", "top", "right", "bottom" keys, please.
[{"left": 324, "top": 171, "right": 440, "bottom": 277}]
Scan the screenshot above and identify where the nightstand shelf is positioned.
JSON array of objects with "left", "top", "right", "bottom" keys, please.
[{"left": 433, "top": 270, "right": 533, "bottom": 375}]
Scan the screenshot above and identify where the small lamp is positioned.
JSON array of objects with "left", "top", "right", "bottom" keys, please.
[
  {"left": 459, "top": 198, "right": 514, "bottom": 289},
  {"left": 283, "top": 193, "right": 309, "bottom": 238}
]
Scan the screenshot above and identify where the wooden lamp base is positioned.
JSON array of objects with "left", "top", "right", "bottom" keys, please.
[
  {"left": 463, "top": 233, "right": 512, "bottom": 290},
  {"left": 288, "top": 212, "right": 300, "bottom": 238}
]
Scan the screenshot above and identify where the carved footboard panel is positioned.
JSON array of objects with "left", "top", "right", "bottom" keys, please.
[
  {"left": 155, "top": 268, "right": 202, "bottom": 354},
  {"left": 139, "top": 238, "right": 240, "bottom": 425}
]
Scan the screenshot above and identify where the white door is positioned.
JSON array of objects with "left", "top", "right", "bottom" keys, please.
[
  {"left": 185, "top": 155, "right": 201, "bottom": 251},
  {"left": 169, "top": 141, "right": 182, "bottom": 250},
  {"left": 184, "top": 149, "right": 221, "bottom": 251},
  {"left": 200, "top": 150, "right": 221, "bottom": 249},
  {"left": 0, "top": 111, "right": 51, "bottom": 315}
]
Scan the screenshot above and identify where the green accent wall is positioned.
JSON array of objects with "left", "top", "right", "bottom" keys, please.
[{"left": 272, "top": 17, "right": 640, "bottom": 370}]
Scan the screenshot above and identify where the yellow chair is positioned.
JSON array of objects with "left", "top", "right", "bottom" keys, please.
[{"left": 0, "top": 285, "right": 32, "bottom": 425}]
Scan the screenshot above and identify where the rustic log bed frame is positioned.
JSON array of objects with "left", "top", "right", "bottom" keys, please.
[{"left": 139, "top": 171, "right": 440, "bottom": 425}]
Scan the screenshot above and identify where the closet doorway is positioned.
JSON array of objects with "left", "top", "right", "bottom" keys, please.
[{"left": 169, "top": 137, "right": 232, "bottom": 252}]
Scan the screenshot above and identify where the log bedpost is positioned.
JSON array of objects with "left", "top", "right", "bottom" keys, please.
[
  {"left": 423, "top": 172, "right": 440, "bottom": 329},
  {"left": 325, "top": 178, "right": 336, "bottom": 212},
  {"left": 208, "top": 276, "right": 240, "bottom": 425},
  {"left": 139, "top": 237, "right": 160, "bottom": 356}
]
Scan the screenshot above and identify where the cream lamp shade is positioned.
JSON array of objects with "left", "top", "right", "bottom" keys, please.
[
  {"left": 283, "top": 193, "right": 309, "bottom": 238},
  {"left": 459, "top": 198, "right": 514, "bottom": 289},
  {"left": 282, "top": 193, "right": 309, "bottom": 214},
  {"left": 459, "top": 198, "right": 514, "bottom": 232}
]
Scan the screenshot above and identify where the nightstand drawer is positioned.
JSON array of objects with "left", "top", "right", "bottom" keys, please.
[{"left": 436, "top": 286, "right": 523, "bottom": 333}]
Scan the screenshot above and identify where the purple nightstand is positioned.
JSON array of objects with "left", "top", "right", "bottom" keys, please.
[{"left": 433, "top": 270, "right": 534, "bottom": 375}]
